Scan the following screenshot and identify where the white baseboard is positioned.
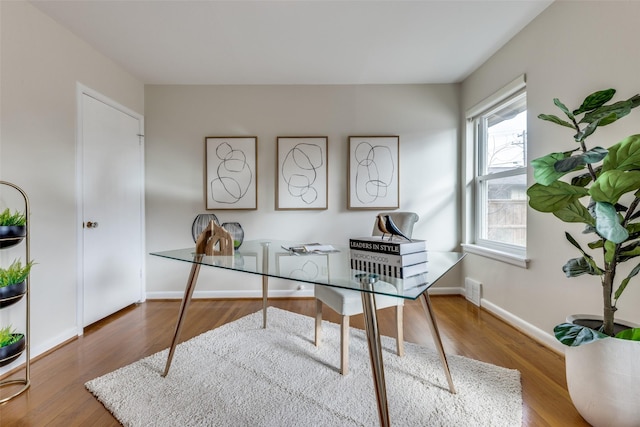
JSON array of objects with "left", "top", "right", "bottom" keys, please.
[
  {"left": 480, "top": 299, "right": 564, "bottom": 354},
  {"left": 430, "top": 286, "right": 564, "bottom": 354}
]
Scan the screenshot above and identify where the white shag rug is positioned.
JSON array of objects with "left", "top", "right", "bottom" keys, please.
[{"left": 86, "top": 307, "right": 522, "bottom": 426}]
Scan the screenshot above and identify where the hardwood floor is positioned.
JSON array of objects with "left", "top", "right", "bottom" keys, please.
[{"left": 0, "top": 296, "right": 588, "bottom": 426}]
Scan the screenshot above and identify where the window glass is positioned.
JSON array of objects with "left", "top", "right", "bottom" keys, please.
[{"left": 475, "top": 92, "right": 527, "bottom": 249}]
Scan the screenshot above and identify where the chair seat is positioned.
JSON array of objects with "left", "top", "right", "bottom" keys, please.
[
  {"left": 314, "top": 211, "right": 417, "bottom": 375},
  {"left": 314, "top": 283, "right": 404, "bottom": 317}
]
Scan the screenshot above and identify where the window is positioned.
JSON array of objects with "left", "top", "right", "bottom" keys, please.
[{"left": 465, "top": 76, "right": 527, "bottom": 265}]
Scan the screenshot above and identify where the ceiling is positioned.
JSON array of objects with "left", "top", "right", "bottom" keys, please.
[{"left": 30, "top": 0, "right": 553, "bottom": 85}]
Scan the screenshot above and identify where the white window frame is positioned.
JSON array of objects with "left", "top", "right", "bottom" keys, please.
[{"left": 462, "top": 75, "right": 529, "bottom": 268}]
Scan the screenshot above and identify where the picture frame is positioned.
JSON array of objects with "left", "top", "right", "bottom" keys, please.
[
  {"left": 348, "top": 136, "right": 399, "bottom": 210},
  {"left": 276, "top": 136, "right": 328, "bottom": 210},
  {"left": 205, "top": 136, "right": 258, "bottom": 210}
]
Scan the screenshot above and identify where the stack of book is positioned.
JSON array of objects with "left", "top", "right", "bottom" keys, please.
[{"left": 349, "top": 236, "right": 427, "bottom": 278}]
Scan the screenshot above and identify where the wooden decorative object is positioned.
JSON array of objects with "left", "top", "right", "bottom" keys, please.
[{"left": 194, "top": 220, "right": 234, "bottom": 256}]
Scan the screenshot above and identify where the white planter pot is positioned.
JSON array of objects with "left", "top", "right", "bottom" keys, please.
[{"left": 565, "top": 315, "right": 640, "bottom": 427}]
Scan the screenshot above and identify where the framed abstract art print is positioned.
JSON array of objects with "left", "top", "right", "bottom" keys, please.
[{"left": 205, "top": 136, "right": 257, "bottom": 210}]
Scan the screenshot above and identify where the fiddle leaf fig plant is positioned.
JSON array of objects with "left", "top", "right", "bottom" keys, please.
[{"left": 527, "top": 89, "right": 640, "bottom": 346}]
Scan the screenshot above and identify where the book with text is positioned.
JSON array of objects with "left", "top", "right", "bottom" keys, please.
[
  {"left": 349, "top": 236, "right": 426, "bottom": 255},
  {"left": 350, "top": 257, "right": 428, "bottom": 278},
  {"left": 349, "top": 249, "right": 427, "bottom": 267}
]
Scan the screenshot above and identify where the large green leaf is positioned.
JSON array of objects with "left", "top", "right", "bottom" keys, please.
[
  {"left": 554, "top": 98, "right": 575, "bottom": 121},
  {"left": 588, "top": 239, "right": 604, "bottom": 249},
  {"left": 553, "top": 155, "right": 584, "bottom": 173},
  {"left": 553, "top": 200, "right": 594, "bottom": 225},
  {"left": 604, "top": 239, "right": 617, "bottom": 263},
  {"left": 554, "top": 147, "right": 609, "bottom": 176},
  {"left": 615, "top": 262, "right": 640, "bottom": 301},
  {"left": 616, "top": 328, "right": 640, "bottom": 341},
  {"left": 554, "top": 323, "right": 609, "bottom": 346},
  {"left": 590, "top": 170, "right": 640, "bottom": 204},
  {"left": 573, "top": 89, "right": 616, "bottom": 115},
  {"left": 626, "top": 222, "right": 640, "bottom": 234},
  {"left": 574, "top": 118, "right": 605, "bottom": 142},
  {"left": 538, "top": 113, "right": 574, "bottom": 129},
  {"left": 562, "top": 257, "right": 601, "bottom": 277},
  {"left": 603, "top": 134, "right": 640, "bottom": 171},
  {"left": 528, "top": 181, "right": 589, "bottom": 213},
  {"left": 618, "top": 244, "right": 640, "bottom": 262},
  {"left": 531, "top": 152, "right": 572, "bottom": 185},
  {"left": 581, "top": 99, "right": 633, "bottom": 126},
  {"left": 595, "top": 201, "right": 629, "bottom": 243},
  {"left": 571, "top": 168, "right": 600, "bottom": 187},
  {"left": 565, "top": 232, "right": 603, "bottom": 274},
  {"left": 582, "top": 147, "right": 609, "bottom": 163}
]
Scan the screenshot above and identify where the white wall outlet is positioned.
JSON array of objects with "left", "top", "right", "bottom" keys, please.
[{"left": 465, "top": 277, "right": 482, "bottom": 306}]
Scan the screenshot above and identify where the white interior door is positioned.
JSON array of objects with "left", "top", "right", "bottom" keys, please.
[{"left": 79, "top": 88, "right": 144, "bottom": 328}]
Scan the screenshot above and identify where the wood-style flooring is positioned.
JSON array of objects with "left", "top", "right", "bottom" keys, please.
[{"left": 0, "top": 296, "right": 589, "bottom": 426}]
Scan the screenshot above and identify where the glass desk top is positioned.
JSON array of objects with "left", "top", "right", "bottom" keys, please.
[{"left": 151, "top": 239, "right": 464, "bottom": 300}]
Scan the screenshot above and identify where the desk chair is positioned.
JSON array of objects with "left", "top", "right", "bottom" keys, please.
[{"left": 314, "top": 211, "right": 419, "bottom": 375}]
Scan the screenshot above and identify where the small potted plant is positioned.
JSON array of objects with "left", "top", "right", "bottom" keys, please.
[
  {"left": 0, "top": 208, "right": 26, "bottom": 249},
  {"left": 527, "top": 89, "right": 640, "bottom": 426},
  {"left": 0, "top": 259, "right": 33, "bottom": 308},
  {"left": 0, "top": 325, "right": 25, "bottom": 367}
]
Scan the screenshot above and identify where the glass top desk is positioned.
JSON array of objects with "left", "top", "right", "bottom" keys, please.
[{"left": 151, "top": 239, "right": 464, "bottom": 427}]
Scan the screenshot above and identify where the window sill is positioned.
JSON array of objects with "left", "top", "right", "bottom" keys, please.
[{"left": 461, "top": 243, "right": 529, "bottom": 268}]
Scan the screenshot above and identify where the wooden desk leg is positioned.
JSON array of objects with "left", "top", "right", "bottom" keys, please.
[
  {"left": 360, "top": 276, "right": 390, "bottom": 427},
  {"left": 162, "top": 261, "right": 202, "bottom": 377},
  {"left": 420, "top": 292, "right": 456, "bottom": 394}
]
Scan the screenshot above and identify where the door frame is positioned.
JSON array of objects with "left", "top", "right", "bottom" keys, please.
[{"left": 75, "top": 83, "right": 146, "bottom": 335}]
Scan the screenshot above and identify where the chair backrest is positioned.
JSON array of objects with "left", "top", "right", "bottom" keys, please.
[{"left": 371, "top": 211, "right": 419, "bottom": 238}]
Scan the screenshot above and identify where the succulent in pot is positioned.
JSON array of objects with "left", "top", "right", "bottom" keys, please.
[
  {"left": 0, "top": 259, "right": 33, "bottom": 308},
  {"left": 0, "top": 208, "right": 26, "bottom": 227},
  {"left": 0, "top": 208, "right": 27, "bottom": 249},
  {"left": 0, "top": 325, "right": 25, "bottom": 367}
]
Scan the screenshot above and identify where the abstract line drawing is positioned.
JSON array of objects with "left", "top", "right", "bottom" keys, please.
[
  {"left": 276, "top": 253, "right": 329, "bottom": 283},
  {"left": 348, "top": 136, "right": 399, "bottom": 210},
  {"left": 353, "top": 141, "right": 394, "bottom": 203},
  {"left": 206, "top": 137, "right": 257, "bottom": 210},
  {"left": 282, "top": 143, "right": 322, "bottom": 203},
  {"left": 289, "top": 260, "right": 320, "bottom": 280},
  {"left": 277, "top": 137, "right": 327, "bottom": 210}
]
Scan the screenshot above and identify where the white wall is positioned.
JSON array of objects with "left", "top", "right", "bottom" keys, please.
[
  {"left": 461, "top": 1, "right": 640, "bottom": 351},
  {"left": 144, "top": 84, "right": 463, "bottom": 297},
  {"left": 0, "top": 1, "right": 144, "bottom": 368}
]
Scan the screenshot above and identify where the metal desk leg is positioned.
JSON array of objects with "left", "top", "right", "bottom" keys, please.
[
  {"left": 261, "top": 242, "right": 270, "bottom": 329},
  {"left": 420, "top": 292, "right": 456, "bottom": 394},
  {"left": 360, "top": 275, "right": 391, "bottom": 427},
  {"left": 162, "top": 260, "right": 202, "bottom": 377},
  {"left": 262, "top": 275, "right": 268, "bottom": 329}
]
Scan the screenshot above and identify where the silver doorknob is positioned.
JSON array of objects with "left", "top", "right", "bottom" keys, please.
[{"left": 86, "top": 221, "right": 99, "bottom": 228}]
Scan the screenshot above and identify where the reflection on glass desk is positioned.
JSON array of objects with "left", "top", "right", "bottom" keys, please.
[
  {"left": 150, "top": 239, "right": 464, "bottom": 427},
  {"left": 150, "top": 240, "right": 463, "bottom": 300}
]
